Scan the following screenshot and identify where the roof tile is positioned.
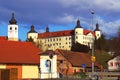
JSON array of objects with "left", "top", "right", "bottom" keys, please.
[{"left": 0, "top": 40, "right": 40, "bottom": 65}]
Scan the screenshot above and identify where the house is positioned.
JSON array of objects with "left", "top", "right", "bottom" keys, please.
[
  {"left": 108, "top": 56, "right": 120, "bottom": 71},
  {"left": 40, "top": 50, "right": 58, "bottom": 79},
  {"left": 27, "top": 20, "right": 101, "bottom": 51},
  {"left": 55, "top": 49, "right": 100, "bottom": 75},
  {"left": 0, "top": 40, "right": 40, "bottom": 79}
]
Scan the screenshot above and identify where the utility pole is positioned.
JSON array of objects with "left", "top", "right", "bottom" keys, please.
[{"left": 91, "top": 10, "right": 95, "bottom": 75}]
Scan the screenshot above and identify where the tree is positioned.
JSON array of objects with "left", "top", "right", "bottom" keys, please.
[
  {"left": 106, "top": 28, "right": 120, "bottom": 56},
  {"left": 71, "top": 42, "right": 90, "bottom": 53},
  {"left": 36, "top": 40, "right": 49, "bottom": 52},
  {"left": 94, "top": 34, "right": 107, "bottom": 51}
]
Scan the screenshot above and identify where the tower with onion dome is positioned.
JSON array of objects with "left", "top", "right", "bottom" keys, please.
[
  {"left": 8, "top": 12, "right": 18, "bottom": 41},
  {"left": 27, "top": 25, "right": 38, "bottom": 42},
  {"left": 94, "top": 23, "right": 101, "bottom": 39}
]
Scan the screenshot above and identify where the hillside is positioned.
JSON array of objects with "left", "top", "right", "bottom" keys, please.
[{"left": 89, "top": 50, "right": 112, "bottom": 69}]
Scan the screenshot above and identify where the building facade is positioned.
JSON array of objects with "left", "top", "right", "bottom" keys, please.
[
  {"left": 27, "top": 20, "right": 101, "bottom": 51},
  {"left": 40, "top": 50, "right": 58, "bottom": 79}
]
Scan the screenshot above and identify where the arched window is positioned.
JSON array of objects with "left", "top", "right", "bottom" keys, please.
[
  {"left": 10, "top": 27, "right": 12, "bottom": 30},
  {"left": 15, "top": 27, "right": 17, "bottom": 30},
  {"left": 45, "top": 60, "right": 51, "bottom": 73}
]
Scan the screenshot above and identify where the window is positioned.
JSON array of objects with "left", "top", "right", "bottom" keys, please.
[
  {"left": 66, "top": 37, "right": 67, "bottom": 40},
  {"left": 50, "top": 38, "right": 52, "bottom": 41},
  {"left": 56, "top": 38, "right": 58, "bottom": 41},
  {"left": 69, "top": 37, "right": 71, "bottom": 40},
  {"left": 76, "top": 36, "right": 78, "bottom": 39},
  {"left": 59, "top": 38, "right": 61, "bottom": 41},
  {"left": 10, "top": 27, "right": 12, "bottom": 30},
  {"left": 53, "top": 38, "right": 55, "bottom": 41},
  {"left": 15, "top": 27, "right": 17, "bottom": 30}
]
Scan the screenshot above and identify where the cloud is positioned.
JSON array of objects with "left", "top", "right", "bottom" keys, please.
[
  {"left": 95, "top": 16, "right": 120, "bottom": 38},
  {"left": 55, "top": 14, "right": 77, "bottom": 24},
  {"left": 0, "top": 0, "right": 120, "bottom": 39}
]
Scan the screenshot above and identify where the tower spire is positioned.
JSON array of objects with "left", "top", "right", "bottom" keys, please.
[
  {"left": 9, "top": 12, "right": 17, "bottom": 24},
  {"left": 46, "top": 25, "right": 49, "bottom": 32},
  {"left": 94, "top": 23, "right": 100, "bottom": 31},
  {"left": 75, "top": 19, "right": 82, "bottom": 28}
]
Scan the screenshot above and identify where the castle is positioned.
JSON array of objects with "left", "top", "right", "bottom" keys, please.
[
  {"left": 27, "top": 20, "right": 101, "bottom": 51},
  {"left": 5, "top": 13, "right": 101, "bottom": 51}
]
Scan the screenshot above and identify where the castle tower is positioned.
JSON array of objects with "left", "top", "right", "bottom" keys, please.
[
  {"left": 8, "top": 12, "right": 18, "bottom": 41},
  {"left": 94, "top": 23, "right": 101, "bottom": 39},
  {"left": 74, "top": 19, "right": 84, "bottom": 43},
  {"left": 27, "top": 25, "right": 38, "bottom": 42},
  {"left": 46, "top": 25, "right": 49, "bottom": 33}
]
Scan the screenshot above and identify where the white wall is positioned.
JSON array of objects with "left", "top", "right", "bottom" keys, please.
[
  {"left": 28, "top": 33, "right": 38, "bottom": 42},
  {"left": 40, "top": 55, "right": 58, "bottom": 79},
  {"left": 108, "top": 56, "right": 120, "bottom": 71},
  {"left": 8, "top": 24, "right": 18, "bottom": 41}
]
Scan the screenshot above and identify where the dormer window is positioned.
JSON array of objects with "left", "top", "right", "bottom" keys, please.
[{"left": 10, "top": 27, "right": 12, "bottom": 30}]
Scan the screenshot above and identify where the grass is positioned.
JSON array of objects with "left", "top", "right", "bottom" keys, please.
[{"left": 89, "top": 50, "right": 112, "bottom": 69}]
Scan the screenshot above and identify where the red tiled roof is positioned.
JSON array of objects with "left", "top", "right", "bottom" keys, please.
[
  {"left": 56, "top": 49, "right": 100, "bottom": 67},
  {"left": 38, "top": 30, "right": 73, "bottom": 38},
  {"left": 0, "top": 36, "right": 7, "bottom": 41},
  {"left": 38, "top": 29, "right": 95, "bottom": 38},
  {"left": 0, "top": 40, "right": 40, "bottom": 65},
  {"left": 84, "top": 30, "right": 95, "bottom": 36}
]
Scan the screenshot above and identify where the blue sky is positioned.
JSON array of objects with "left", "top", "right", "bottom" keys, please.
[{"left": 0, "top": 0, "right": 120, "bottom": 41}]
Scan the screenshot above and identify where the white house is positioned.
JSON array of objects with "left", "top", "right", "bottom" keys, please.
[{"left": 108, "top": 56, "right": 120, "bottom": 71}]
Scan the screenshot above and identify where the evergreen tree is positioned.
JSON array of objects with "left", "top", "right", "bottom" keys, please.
[
  {"left": 71, "top": 42, "right": 90, "bottom": 53},
  {"left": 94, "top": 34, "right": 107, "bottom": 51}
]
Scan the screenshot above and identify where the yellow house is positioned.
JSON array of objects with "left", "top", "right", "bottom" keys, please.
[{"left": 0, "top": 40, "right": 40, "bottom": 79}]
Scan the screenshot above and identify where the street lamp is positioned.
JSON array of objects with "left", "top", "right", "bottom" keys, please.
[{"left": 91, "top": 10, "right": 95, "bottom": 74}]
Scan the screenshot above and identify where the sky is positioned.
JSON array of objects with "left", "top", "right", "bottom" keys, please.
[{"left": 0, "top": 0, "right": 120, "bottom": 41}]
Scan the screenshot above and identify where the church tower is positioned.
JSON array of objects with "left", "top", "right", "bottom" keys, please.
[
  {"left": 27, "top": 25, "right": 38, "bottom": 42},
  {"left": 8, "top": 12, "right": 18, "bottom": 41},
  {"left": 94, "top": 23, "right": 101, "bottom": 39}
]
